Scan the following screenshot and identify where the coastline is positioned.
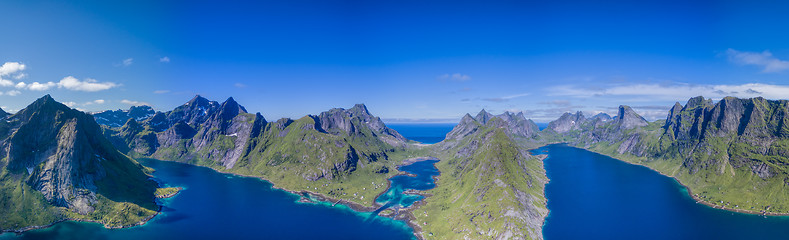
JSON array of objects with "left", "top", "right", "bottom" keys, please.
[
  {"left": 4, "top": 156, "right": 440, "bottom": 240},
  {"left": 527, "top": 145, "right": 553, "bottom": 240},
  {"left": 1, "top": 181, "right": 183, "bottom": 235},
  {"left": 211, "top": 156, "right": 441, "bottom": 240},
  {"left": 396, "top": 157, "right": 442, "bottom": 240},
  {"left": 569, "top": 144, "right": 789, "bottom": 217}
]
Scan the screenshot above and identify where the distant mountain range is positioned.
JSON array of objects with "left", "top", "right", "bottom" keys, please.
[{"left": 3, "top": 94, "right": 788, "bottom": 240}]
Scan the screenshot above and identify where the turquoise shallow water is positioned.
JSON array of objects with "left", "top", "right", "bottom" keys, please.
[
  {"left": 0, "top": 159, "right": 414, "bottom": 240},
  {"left": 375, "top": 160, "right": 440, "bottom": 210},
  {"left": 537, "top": 144, "right": 789, "bottom": 240}
]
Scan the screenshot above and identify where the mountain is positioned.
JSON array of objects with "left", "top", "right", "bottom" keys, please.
[
  {"left": 445, "top": 110, "right": 539, "bottom": 141},
  {"left": 0, "top": 95, "right": 160, "bottom": 231},
  {"left": 93, "top": 105, "right": 155, "bottom": 127},
  {"left": 554, "top": 96, "right": 789, "bottom": 214},
  {"left": 103, "top": 96, "right": 263, "bottom": 169},
  {"left": 546, "top": 111, "right": 586, "bottom": 133},
  {"left": 103, "top": 96, "right": 409, "bottom": 207},
  {"left": 418, "top": 112, "right": 548, "bottom": 239}
]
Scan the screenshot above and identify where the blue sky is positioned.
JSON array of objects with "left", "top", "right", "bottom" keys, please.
[{"left": 2, "top": 1, "right": 789, "bottom": 122}]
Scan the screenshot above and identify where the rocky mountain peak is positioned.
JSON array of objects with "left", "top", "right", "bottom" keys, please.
[
  {"left": 685, "top": 96, "right": 713, "bottom": 110},
  {"left": 446, "top": 113, "right": 482, "bottom": 140},
  {"left": 547, "top": 111, "right": 586, "bottom": 133},
  {"left": 474, "top": 109, "right": 495, "bottom": 124},
  {"left": 128, "top": 105, "right": 155, "bottom": 120},
  {"left": 312, "top": 104, "right": 404, "bottom": 142},
  {"left": 15, "top": 95, "right": 71, "bottom": 122},
  {"left": 349, "top": 103, "right": 370, "bottom": 117},
  {"left": 218, "top": 97, "right": 247, "bottom": 119},
  {"left": 615, "top": 105, "right": 648, "bottom": 129},
  {"left": 591, "top": 112, "right": 613, "bottom": 122},
  {"left": 168, "top": 95, "right": 220, "bottom": 127},
  {"left": 187, "top": 95, "right": 210, "bottom": 106}
]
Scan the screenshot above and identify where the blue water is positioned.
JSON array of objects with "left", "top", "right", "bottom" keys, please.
[
  {"left": 535, "top": 122, "right": 549, "bottom": 130},
  {"left": 0, "top": 159, "right": 414, "bottom": 240},
  {"left": 375, "top": 160, "right": 440, "bottom": 210},
  {"left": 387, "top": 123, "right": 456, "bottom": 144},
  {"left": 537, "top": 144, "right": 789, "bottom": 240}
]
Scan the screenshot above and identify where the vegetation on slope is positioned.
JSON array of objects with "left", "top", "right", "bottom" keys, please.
[
  {"left": 0, "top": 95, "right": 159, "bottom": 231},
  {"left": 416, "top": 115, "right": 548, "bottom": 240},
  {"left": 558, "top": 97, "right": 789, "bottom": 214}
]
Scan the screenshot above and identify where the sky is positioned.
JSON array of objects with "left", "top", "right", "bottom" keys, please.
[{"left": 2, "top": 0, "right": 789, "bottom": 122}]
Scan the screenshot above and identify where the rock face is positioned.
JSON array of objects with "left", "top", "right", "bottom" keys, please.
[
  {"left": 659, "top": 96, "right": 789, "bottom": 175},
  {"left": 0, "top": 95, "right": 158, "bottom": 230},
  {"left": 547, "top": 111, "right": 586, "bottom": 133},
  {"left": 313, "top": 103, "right": 405, "bottom": 142},
  {"left": 93, "top": 105, "right": 155, "bottom": 127},
  {"left": 615, "top": 105, "right": 648, "bottom": 129},
  {"left": 446, "top": 110, "right": 539, "bottom": 141},
  {"left": 103, "top": 96, "right": 405, "bottom": 182},
  {"left": 103, "top": 96, "right": 264, "bottom": 169}
]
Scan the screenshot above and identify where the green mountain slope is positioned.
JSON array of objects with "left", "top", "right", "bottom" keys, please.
[
  {"left": 104, "top": 97, "right": 412, "bottom": 207},
  {"left": 416, "top": 111, "right": 548, "bottom": 240},
  {"left": 0, "top": 95, "right": 160, "bottom": 231},
  {"left": 553, "top": 96, "right": 789, "bottom": 214}
]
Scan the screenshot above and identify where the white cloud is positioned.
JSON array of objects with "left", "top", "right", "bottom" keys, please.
[
  {"left": 0, "top": 79, "right": 13, "bottom": 87},
  {"left": 437, "top": 73, "right": 472, "bottom": 81},
  {"left": 122, "top": 58, "right": 133, "bottom": 67},
  {"left": 4, "top": 90, "right": 20, "bottom": 96},
  {"left": 0, "top": 62, "right": 25, "bottom": 76},
  {"left": 14, "top": 76, "right": 118, "bottom": 92},
  {"left": 0, "top": 62, "right": 27, "bottom": 87},
  {"left": 153, "top": 90, "right": 170, "bottom": 94},
  {"left": 84, "top": 99, "right": 105, "bottom": 105},
  {"left": 57, "top": 76, "right": 118, "bottom": 92},
  {"left": 121, "top": 99, "right": 150, "bottom": 106},
  {"left": 234, "top": 83, "right": 246, "bottom": 88},
  {"left": 27, "top": 82, "right": 57, "bottom": 91},
  {"left": 63, "top": 101, "right": 77, "bottom": 107},
  {"left": 159, "top": 57, "right": 170, "bottom": 63},
  {"left": 549, "top": 83, "right": 789, "bottom": 101},
  {"left": 726, "top": 49, "right": 789, "bottom": 73}
]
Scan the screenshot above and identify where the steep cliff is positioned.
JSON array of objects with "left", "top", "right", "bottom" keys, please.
[{"left": 0, "top": 95, "right": 159, "bottom": 231}]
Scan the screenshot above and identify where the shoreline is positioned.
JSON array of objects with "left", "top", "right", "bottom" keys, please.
[
  {"left": 526, "top": 146, "right": 553, "bottom": 239},
  {"left": 1, "top": 180, "right": 183, "bottom": 235},
  {"left": 3, "top": 156, "right": 438, "bottom": 239},
  {"left": 393, "top": 157, "right": 442, "bottom": 240},
  {"left": 566, "top": 143, "right": 789, "bottom": 217},
  {"left": 208, "top": 157, "right": 440, "bottom": 240}
]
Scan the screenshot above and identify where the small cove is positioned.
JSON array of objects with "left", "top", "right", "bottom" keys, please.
[{"left": 374, "top": 160, "right": 440, "bottom": 214}]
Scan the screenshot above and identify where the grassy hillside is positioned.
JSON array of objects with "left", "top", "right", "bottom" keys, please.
[{"left": 416, "top": 118, "right": 548, "bottom": 240}]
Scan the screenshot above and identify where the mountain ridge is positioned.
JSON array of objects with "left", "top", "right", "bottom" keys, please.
[{"left": 1, "top": 95, "right": 162, "bottom": 231}]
